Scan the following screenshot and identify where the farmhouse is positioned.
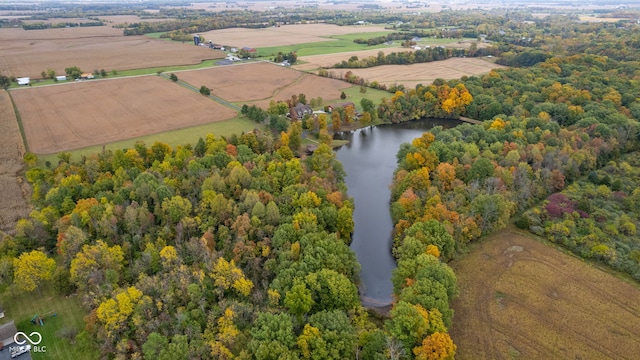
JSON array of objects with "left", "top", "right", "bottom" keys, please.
[
  {"left": 79, "top": 73, "right": 94, "bottom": 80},
  {"left": 56, "top": 75, "right": 67, "bottom": 81},
  {"left": 17, "top": 77, "right": 30, "bottom": 86},
  {"left": 241, "top": 47, "right": 257, "bottom": 53},
  {"left": 290, "top": 103, "right": 313, "bottom": 120}
]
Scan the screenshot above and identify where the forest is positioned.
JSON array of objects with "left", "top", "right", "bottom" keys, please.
[
  {"left": 3, "top": 6, "right": 640, "bottom": 360},
  {"left": 387, "top": 52, "right": 640, "bottom": 253},
  {"left": 519, "top": 153, "right": 640, "bottom": 280},
  {"left": 3, "top": 124, "right": 456, "bottom": 358}
]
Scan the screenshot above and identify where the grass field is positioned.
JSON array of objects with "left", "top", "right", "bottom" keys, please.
[
  {"left": 339, "top": 86, "right": 391, "bottom": 111},
  {"left": 449, "top": 226, "right": 640, "bottom": 360},
  {"left": 257, "top": 32, "right": 394, "bottom": 57},
  {"left": 0, "top": 282, "right": 97, "bottom": 360}
]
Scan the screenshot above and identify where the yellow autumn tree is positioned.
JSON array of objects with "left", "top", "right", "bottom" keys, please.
[
  {"left": 297, "top": 324, "right": 323, "bottom": 359},
  {"left": 440, "top": 84, "right": 473, "bottom": 116},
  {"left": 211, "top": 257, "right": 254, "bottom": 297},
  {"left": 96, "top": 286, "right": 144, "bottom": 340},
  {"left": 159, "top": 245, "right": 179, "bottom": 269},
  {"left": 425, "top": 244, "right": 440, "bottom": 258},
  {"left": 413, "top": 332, "right": 456, "bottom": 360},
  {"left": 13, "top": 250, "right": 56, "bottom": 293},
  {"left": 217, "top": 307, "right": 239, "bottom": 347}
]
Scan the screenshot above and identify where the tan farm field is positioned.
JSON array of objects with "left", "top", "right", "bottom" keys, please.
[
  {"left": 450, "top": 227, "right": 640, "bottom": 360},
  {"left": 11, "top": 76, "right": 237, "bottom": 154},
  {"left": 199, "top": 23, "right": 390, "bottom": 48},
  {"left": 0, "top": 27, "right": 224, "bottom": 78},
  {"left": 0, "top": 91, "right": 30, "bottom": 234},
  {"left": 294, "top": 47, "right": 410, "bottom": 70},
  {"left": 177, "top": 62, "right": 350, "bottom": 107},
  {"left": 337, "top": 57, "right": 506, "bottom": 89}
]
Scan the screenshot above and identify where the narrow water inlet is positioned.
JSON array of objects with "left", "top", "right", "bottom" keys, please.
[{"left": 334, "top": 118, "right": 461, "bottom": 305}]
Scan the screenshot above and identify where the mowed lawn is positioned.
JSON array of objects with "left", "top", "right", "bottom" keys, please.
[
  {"left": 0, "top": 282, "right": 96, "bottom": 360},
  {"left": 449, "top": 226, "right": 640, "bottom": 360}
]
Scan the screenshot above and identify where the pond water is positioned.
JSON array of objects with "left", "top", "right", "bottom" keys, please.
[{"left": 334, "top": 118, "right": 461, "bottom": 305}]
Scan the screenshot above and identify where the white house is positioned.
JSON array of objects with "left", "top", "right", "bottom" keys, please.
[
  {"left": 17, "top": 77, "right": 30, "bottom": 86},
  {"left": 56, "top": 75, "right": 67, "bottom": 81}
]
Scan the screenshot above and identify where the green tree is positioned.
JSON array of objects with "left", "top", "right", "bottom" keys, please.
[
  {"left": 0, "top": 73, "right": 11, "bottom": 90},
  {"left": 143, "top": 332, "right": 169, "bottom": 359},
  {"left": 285, "top": 279, "right": 314, "bottom": 320},
  {"left": 268, "top": 100, "right": 289, "bottom": 116},
  {"left": 170, "top": 73, "right": 178, "bottom": 82},
  {"left": 249, "top": 312, "right": 297, "bottom": 360},
  {"left": 304, "top": 310, "right": 357, "bottom": 359},
  {"left": 401, "top": 220, "right": 456, "bottom": 261},
  {"left": 361, "top": 98, "right": 375, "bottom": 113},
  {"left": 305, "top": 269, "right": 358, "bottom": 311},
  {"left": 161, "top": 195, "right": 193, "bottom": 225},
  {"left": 385, "top": 301, "right": 431, "bottom": 354},
  {"left": 466, "top": 157, "right": 494, "bottom": 184},
  {"left": 13, "top": 250, "right": 56, "bottom": 293},
  {"left": 200, "top": 85, "right": 211, "bottom": 95},
  {"left": 288, "top": 121, "right": 303, "bottom": 153},
  {"left": 65, "top": 66, "right": 83, "bottom": 79}
]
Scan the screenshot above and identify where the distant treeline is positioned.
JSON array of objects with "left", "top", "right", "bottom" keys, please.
[
  {"left": 354, "top": 30, "right": 480, "bottom": 46},
  {"left": 331, "top": 46, "right": 498, "bottom": 69},
  {"left": 23, "top": 21, "right": 104, "bottom": 30}
]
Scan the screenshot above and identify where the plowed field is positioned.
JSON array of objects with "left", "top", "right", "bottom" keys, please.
[
  {"left": 177, "top": 62, "right": 350, "bottom": 107},
  {"left": 11, "top": 76, "right": 237, "bottom": 154},
  {"left": 0, "top": 27, "right": 224, "bottom": 78},
  {"left": 331, "top": 57, "right": 506, "bottom": 88},
  {"left": 450, "top": 227, "right": 640, "bottom": 360}
]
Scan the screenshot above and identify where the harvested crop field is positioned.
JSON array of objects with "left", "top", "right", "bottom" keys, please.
[
  {"left": 295, "top": 42, "right": 491, "bottom": 71},
  {"left": 199, "top": 24, "right": 390, "bottom": 48},
  {"left": 0, "top": 92, "right": 30, "bottom": 235},
  {"left": 333, "top": 57, "right": 506, "bottom": 88},
  {"left": 0, "top": 27, "right": 224, "bottom": 78},
  {"left": 11, "top": 76, "right": 237, "bottom": 154},
  {"left": 177, "top": 62, "right": 350, "bottom": 106},
  {"left": 294, "top": 47, "right": 410, "bottom": 70},
  {"left": 449, "top": 227, "right": 640, "bottom": 360}
]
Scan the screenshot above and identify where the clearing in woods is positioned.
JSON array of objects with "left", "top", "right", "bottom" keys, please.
[
  {"left": 11, "top": 76, "right": 238, "bottom": 154},
  {"left": 449, "top": 226, "right": 640, "bottom": 360},
  {"left": 0, "top": 91, "right": 30, "bottom": 234}
]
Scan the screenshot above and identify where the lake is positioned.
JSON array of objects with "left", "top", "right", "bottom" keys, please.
[{"left": 334, "top": 118, "right": 461, "bottom": 306}]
